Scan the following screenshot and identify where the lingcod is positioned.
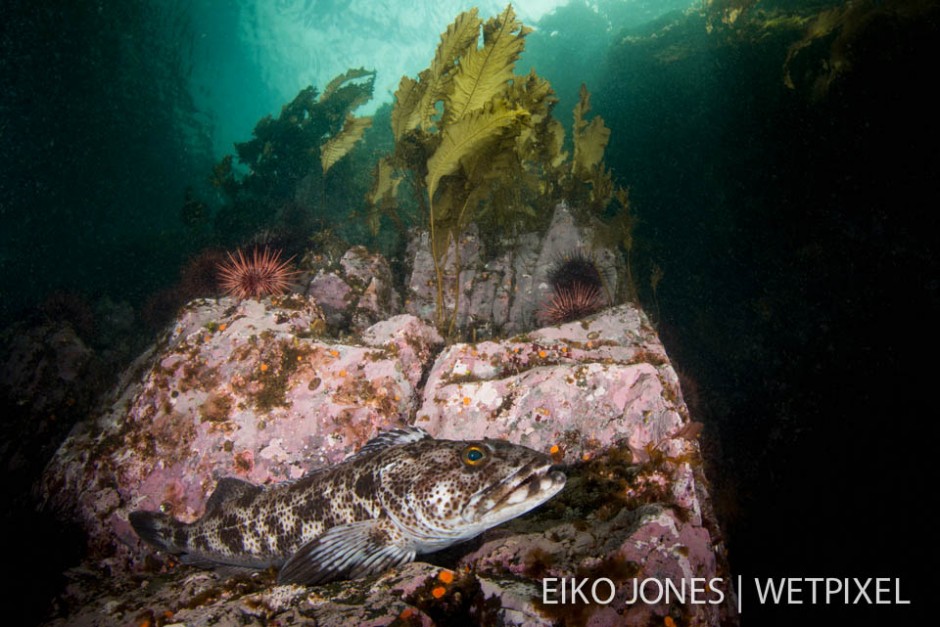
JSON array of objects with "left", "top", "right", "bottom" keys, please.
[{"left": 129, "top": 427, "right": 566, "bottom": 585}]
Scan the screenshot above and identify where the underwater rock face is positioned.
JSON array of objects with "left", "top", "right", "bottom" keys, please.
[
  {"left": 0, "top": 321, "right": 100, "bottom": 514},
  {"left": 41, "top": 296, "right": 441, "bottom": 563},
  {"left": 44, "top": 562, "right": 454, "bottom": 627},
  {"left": 418, "top": 305, "right": 683, "bottom": 465},
  {"left": 305, "top": 245, "right": 402, "bottom": 332},
  {"left": 405, "top": 203, "right": 623, "bottom": 336},
  {"left": 40, "top": 294, "right": 733, "bottom": 626},
  {"left": 1, "top": 322, "right": 94, "bottom": 416}
]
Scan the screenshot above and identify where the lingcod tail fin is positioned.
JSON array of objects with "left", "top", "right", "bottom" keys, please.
[{"left": 129, "top": 510, "right": 184, "bottom": 554}]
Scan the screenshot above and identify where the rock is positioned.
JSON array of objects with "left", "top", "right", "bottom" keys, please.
[
  {"left": 40, "top": 296, "right": 441, "bottom": 564},
  {"left": 1, "top": 322, "right": 94, "bottom": 417},
  {"left": 360, "top": 314, "right": 444, "bottom": 384},
  {"left": 305, "top": 245, "right": 401, "bottom": 333},
  {"left": 404, "top": 227, "right": 482, "bottom": 324},
  {"left": 0, "top": 321, "right": 100, "bottom": 504},
  {"left": 458, "top": 505, "right": 730, "bottom": 626},
  {"left": 48, "top": 561, "right": 510, "bottom": 627},
  {"left": 404, "top": 203, "right": 624, "bottom": 336},
  {"left": 476, "top": 576, "right": 547, "bottom": 626},
  {"left": 417, "top": 304, "right": 684, "bottom": 465},
  {"left": 306, "top": 271, "right": 353, "bottom": 326},
  {"left": 411, "top": 303, "right": 733, "bottom": 624},
  {"left": 40, "top": 289, "right": 734, "bottom": 626}
]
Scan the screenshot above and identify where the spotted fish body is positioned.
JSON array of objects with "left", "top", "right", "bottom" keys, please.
[{"left": 129, "top": 428, "right": 565, "bottom": 585}]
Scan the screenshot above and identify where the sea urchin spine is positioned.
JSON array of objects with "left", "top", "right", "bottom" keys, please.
[
  {"left": 547, "top": 251, "right": 604, "bottom": 293},
  {"left": 217, "top": 246, "right": 298, "bottom": 300},
  {"left": 538, "top": 249, "right": 608, "bottom": 324},
  {"left": 538, "top": 282, "right": 605, "bottom": 325}
]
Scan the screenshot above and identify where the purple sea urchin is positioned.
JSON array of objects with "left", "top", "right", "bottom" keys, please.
[
  {"left": 547, "top": 250, "right": 604, "bottom": 293},
  {"left": 538, "top": 282, "right": 605, "bottom": 325},
  {"left": 537, "top": 249, "right": 608, "bottom": 324},
  {"left": 217, "top": 247, "right": 298, "bottom": 300}
]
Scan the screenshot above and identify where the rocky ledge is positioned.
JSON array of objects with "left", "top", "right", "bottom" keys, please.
[{"left": 41, "top": 292, "right": 736, "bottom": 626}]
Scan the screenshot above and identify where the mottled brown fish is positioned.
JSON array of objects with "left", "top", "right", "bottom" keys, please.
[{"left": 129, "top": 427, "right": 565, "bottom": 585}]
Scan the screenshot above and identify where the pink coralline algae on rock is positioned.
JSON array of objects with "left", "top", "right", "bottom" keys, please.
[
  {"left": 40, "top": 249, "right": 735, "bottom": 626},
  {"left": 41, "top": 295, "right": 442, "bottom": 563},
  {"left": 418, "top": 305, "right": 685, "bottom": 465}
]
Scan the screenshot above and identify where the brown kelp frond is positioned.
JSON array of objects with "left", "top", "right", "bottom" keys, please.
[
  {"left": 321, "top": 115, "right": 373, "bottom": 173},
  {"left": 369, "top": 5, "right": 623, "bottom": 334},
  {"left": 443, "top": 6, "right": 529, "bottom": 125},
  {"left": 426, "top": 101, "right": 529, "bottom": 203},
  {"left": 572, "top": 84, "right": 611, "bottom": 180}
]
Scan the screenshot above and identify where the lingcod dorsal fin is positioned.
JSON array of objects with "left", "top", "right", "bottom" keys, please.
[
  {"left": 277, "top": 519, "right": 415, "bottom": 585},
  {"left": 205, "top": 477, "right": 261, "bottom": 513},
  {"left": 350, "top": 427, "right": 431, "bottom": 459}
]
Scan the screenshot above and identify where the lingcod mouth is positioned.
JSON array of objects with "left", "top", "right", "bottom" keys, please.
[
  {"left": 495, "top": 466, "right": 566, "bottom": 508},
  {"left": 466, "top": 462, "right": 566, "bottom": 521}
]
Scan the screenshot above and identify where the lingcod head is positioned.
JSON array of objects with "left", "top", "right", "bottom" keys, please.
[{"left": 375, "top": 437, "right": 566, "bottom": 551}]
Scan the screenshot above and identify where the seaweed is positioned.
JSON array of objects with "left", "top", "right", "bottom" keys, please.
[
  {"left": 211, "top": 70, "right": 376, "bottom": 246},
  {"left": 321, "top": 115, "right": 373, "bottom": 173},
  {"left": 367, "top": 5, "right": 626, "bottom": 335},
  {"left": 703, "top": 0, "right": 939, "bottom": 102},
  {"left": 781, "top": 0, "right": 938, "bottom": 99}
]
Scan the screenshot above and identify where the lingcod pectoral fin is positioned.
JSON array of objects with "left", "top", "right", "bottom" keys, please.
[{"left": 277, "top": 519, "right": 415, "bottom": 585}]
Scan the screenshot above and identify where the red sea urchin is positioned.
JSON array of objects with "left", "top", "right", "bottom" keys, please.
[
  {"left": 217, "top": 246, "right": 298, "bottom": 300},
  {"left": 538, "top": 282, "right": 605, "bottom": 325}
]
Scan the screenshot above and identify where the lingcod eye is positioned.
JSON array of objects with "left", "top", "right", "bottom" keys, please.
[{"left": 461, "top": 444, "right": 487, "bottom": 467}]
